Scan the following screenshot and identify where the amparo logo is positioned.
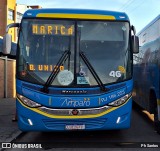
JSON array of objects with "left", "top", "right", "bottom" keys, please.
[{"left": 61, "top": 98, "right": 90, "bottom": 107}]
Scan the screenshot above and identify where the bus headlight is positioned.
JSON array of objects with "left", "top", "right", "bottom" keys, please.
[
  {"left": 17, "top": 94, "right": 41, "bottom": 108},
  {"left": 108, "top": 93, "right": 131, "bottom": 107}
]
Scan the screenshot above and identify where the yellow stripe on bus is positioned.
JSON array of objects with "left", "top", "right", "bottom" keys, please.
[
  {"left": 36, "top": 13, "right": 116, "bottom": 20},
  {"left": 17, "top": 97, "right": 131, "bottom": 119}
]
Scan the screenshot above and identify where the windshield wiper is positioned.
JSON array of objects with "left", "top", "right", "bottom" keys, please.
[
  {"left": 79, "top": 51, "right": 107, "bottom": 92},
  {"left": 42, "top": 50, "right": 71, "bottom": 93}
]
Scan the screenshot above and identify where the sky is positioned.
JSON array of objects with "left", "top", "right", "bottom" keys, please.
[{"left": 16, "top": 0, "right": 160, "bottom": 33}]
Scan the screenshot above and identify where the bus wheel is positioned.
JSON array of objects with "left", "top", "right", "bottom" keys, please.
[
  {"left": 154, "top": 104, "right": 160, "bottom": 134},
  {"left": 150, "top": 91, "right": 160, "bottom": 134}
]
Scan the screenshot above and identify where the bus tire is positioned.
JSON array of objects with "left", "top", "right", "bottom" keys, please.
[
  {"left": 154, "top": 104, "right": 160, "bottom": 134},
  {"left": 150, "top": 90, "right": 160, "bottom": 134},
  {"left": 149, "top": 90, "right": 156, "bottom": 114}
]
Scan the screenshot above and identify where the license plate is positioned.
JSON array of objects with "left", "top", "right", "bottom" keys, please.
[{"left": 65, "top": 124, "right": 85, "bottom": 130}]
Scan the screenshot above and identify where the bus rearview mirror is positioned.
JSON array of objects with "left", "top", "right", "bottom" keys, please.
[
  {"left": 132, "top": 36, "right": 139, "bottom": 54},
  {"left": 3, "top": 34, "right": 12, "bottom": 55}
]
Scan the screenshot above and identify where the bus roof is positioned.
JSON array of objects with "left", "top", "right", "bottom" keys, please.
[
  {"left": 137, "top": 14, "right": 160, "bottom": 36},
  {"left": 23, "top": 8, "right": 129, "bottom": 21}
]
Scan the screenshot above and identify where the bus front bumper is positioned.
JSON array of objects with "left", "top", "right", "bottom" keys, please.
[{"left": 17, "top": 97, "right": 132, "bottom": 131}]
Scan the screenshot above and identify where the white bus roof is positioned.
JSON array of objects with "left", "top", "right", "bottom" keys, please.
[{"left": 137, "top": 14, "right": 160, "bottom": 36}]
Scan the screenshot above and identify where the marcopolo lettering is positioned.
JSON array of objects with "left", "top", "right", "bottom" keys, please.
[{"left": 61, "top": 90, "right": 87, "bottom": 94}]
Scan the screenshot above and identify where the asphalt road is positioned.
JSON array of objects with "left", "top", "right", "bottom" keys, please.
[{"left": 6, "top": 102, "right": 160, "bottom": 150}]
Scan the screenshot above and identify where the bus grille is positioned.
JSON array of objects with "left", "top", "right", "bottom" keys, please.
[
  {"left": 38, "top": 106, "right": 111, "bottom": 116},
  {"left": 42, "top": 118, "right": 107, "bottom": 129}
]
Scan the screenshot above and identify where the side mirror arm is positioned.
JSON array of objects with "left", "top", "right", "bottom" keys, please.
[
  {"left": 6, "top": 23, "right": 20, "bottom": 33},
  {"left": 131, "top": 25, "right": 136, "bottom": 35}
]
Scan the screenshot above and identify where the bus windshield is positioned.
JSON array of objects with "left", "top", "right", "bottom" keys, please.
[{"left": 17, "top": 19, "right": 131, "bottom": 87}]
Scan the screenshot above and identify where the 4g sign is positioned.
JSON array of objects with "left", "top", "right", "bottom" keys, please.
[{"left": 109, "top": 71, "right": 121, "bottom": 78}]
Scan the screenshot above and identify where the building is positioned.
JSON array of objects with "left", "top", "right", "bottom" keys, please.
[
  {"left": 0, "top": 0, "right": 41, "bottom": 98},
  {"left": 0, "top": 0, "right": 41, "bottom": 42},
  {"left": 16, "top": 4, "right": 42, "bottom": 23},
  {"left": 0, "top": 0, "right": 16, "bottom": 42}
]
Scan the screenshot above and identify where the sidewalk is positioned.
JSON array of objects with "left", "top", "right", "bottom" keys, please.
[{"left": 0, "top": 98, "right": 21, "bottom": 142}]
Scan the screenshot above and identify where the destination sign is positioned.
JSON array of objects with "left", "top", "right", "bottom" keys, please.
[
  {"left": 28, "top": 64, "right": 64, "bottom": 72},
  {"left": 32, "top": 24, "right": 74, "bottom": 36}
]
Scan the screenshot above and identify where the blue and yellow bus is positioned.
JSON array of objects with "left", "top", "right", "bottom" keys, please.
[
  {"left": 3, "top": 9, "right": 138, "bottom": 131},
  {"left": 133, "top": 15, "right": 160, "bottom": 134}
]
